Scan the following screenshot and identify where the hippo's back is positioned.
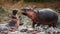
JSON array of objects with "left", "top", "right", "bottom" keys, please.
[{"left": 36, "top": 8, "right": 58, "bottom": 25}]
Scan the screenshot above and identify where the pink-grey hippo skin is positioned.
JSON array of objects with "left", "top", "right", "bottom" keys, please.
[{"left": 22, "top": 9, "right": 58, "bottom": 28}]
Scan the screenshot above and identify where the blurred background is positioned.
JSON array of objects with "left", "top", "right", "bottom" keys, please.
[{"left": 0, "top": 0, "right": 60, "bottom": 24}]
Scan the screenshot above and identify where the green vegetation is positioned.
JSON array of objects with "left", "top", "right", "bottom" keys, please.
[
  {"left": 12, "top": 0, "right": 20, "bottom": 3},
  {"left": 1, "top": 8, "right": 6, "bottom": 14},
  {"left": 0, "top": 7, "right": 7, "bottom": 14},
  {"left": 24, "top": 0, "right": 58, "bottom": 3}
]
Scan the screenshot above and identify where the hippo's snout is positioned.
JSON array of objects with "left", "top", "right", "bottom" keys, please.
[{"left": 22, "top": 10, "right": 27, "bottom": 16}]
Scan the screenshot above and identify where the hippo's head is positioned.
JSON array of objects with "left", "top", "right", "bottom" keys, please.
[{"left": 22, "top": 8, "right": 36, "bottom": 19}]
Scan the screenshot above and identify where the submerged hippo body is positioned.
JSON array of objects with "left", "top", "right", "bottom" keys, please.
[{"left": 22, "top": 8, "right": 58, "bottom": 28}]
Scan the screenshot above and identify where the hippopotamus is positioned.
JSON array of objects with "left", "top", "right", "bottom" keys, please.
[{"left": 22, "top": 8, "right": 58, "bottom": 28}]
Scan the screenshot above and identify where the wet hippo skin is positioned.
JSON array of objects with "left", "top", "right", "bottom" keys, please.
[{"left": 22, "top": 9, "right": 58, "bottom": 28}]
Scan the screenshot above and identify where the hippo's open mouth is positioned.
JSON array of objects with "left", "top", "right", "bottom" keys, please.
[{"left": 22, "top": 12, "right": 27, "bottom": 16}]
